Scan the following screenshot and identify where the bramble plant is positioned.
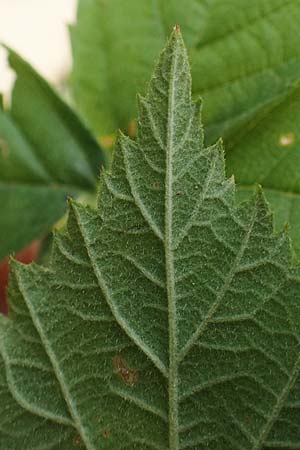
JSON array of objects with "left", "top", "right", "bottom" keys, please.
[
  {"left": 2, "top": 2, "right": 300, "bottom": 316},
  {"left": 2, "top": 0, "right": 300, "bottom": 447},
  {"left": 1, "top": 25, "right": 300, "bottom": 449}
]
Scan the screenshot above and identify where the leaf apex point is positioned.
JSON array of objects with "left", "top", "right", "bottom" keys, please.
[
  {"left": 214, "top": 137, "right": 225, "bottom": 154},
  {"left": 67, "top": 197, "right": 75, "bottom": 210},
  {"left": 9, "top": 258, "right": 28, "bottom": 276},
  {"left": 175, "top": 24, "right": 181, "bottom": 34},
  {"left": 170, "top": 24, "right": 183, "bottom": 44},
  {"left": 254, "top": 185, "right": 267, "bottom": 203},
  {"left": 9, "top": 256, "right": 17, "bottom": 265},
  {"left": 255, "top": 184, "right": 263, "bottom": 194}
]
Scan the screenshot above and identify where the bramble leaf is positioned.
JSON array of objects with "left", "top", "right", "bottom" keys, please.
[
  {"left": 0, "top": 48, "right": 106, "bottom": 260},
  {"left": 0, "top": 316, "right": 77, "bottom": 450},
  {"left": 225, "top": 87, "right": 300, "bottom": 258},
  {"left": 71, "top": 0, "right": 300, "bottom": 139},
  {"left": 1, "top": 29, "right": 300, "bottom": 450}
]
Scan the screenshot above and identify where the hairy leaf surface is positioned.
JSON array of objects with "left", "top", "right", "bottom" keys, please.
[
  {"left": 1, "top": 30, "right": 300, "bottom": 450},
  {"left": 0, "top": 49, "right": 106, "bottom": 259},
  {"left": 0, "top": 315, "right": 77, "bottom": 450}
]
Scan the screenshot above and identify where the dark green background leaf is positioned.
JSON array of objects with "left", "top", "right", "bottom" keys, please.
[
  {"left": 0, "top": 49, "right": 106, "bottom": 260},
  {"left": 226, "top": 87, "right": 300, "bottom": 257}
]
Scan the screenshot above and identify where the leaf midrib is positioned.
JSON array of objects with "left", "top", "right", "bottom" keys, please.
[{"left": 165, "top": 32, "right": 180, "bottom": 450}]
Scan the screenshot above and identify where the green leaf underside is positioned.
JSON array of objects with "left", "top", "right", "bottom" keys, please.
[
  {"left": 0, "top": 321, "right": 77, "bottom": 450},
  {"left": 0, "top": 49, "right": 105, "bottom": 259},
  {"left": 1, "top": 30, "right": 300, "bottom": 450}
]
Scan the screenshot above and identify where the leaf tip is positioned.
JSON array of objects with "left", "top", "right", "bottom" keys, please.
[
  {"left": 252, "top": 184, "right": 273, "bottom": 218},
  {"left": 254, "top": 184, "right": 264, "bottom": 198},
  {"left": 8, "top": 256, "right": 17, "bottom": 270},
  {"left": 174, "top": 24, "right": 181, "bottom": 34},
  {"left": 171, "top": 24, "right": 184, "bottom": 45},
  {"left": 67, "top": 196, "right": 75, "bottom": 207},
  {"left": 215, "top": 137, "right": 226, "bottom": 160},
  {"left": 217, "top": 136, "right": 224, "bottom": 146}
]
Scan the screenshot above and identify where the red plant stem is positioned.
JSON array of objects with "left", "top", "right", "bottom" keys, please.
[{"left": 0, "top": 241, "right": 40, "bottom": 315}]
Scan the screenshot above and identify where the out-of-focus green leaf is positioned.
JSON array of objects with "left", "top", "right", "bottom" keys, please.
[
  {"left": 71, "top": 0, "right": 300, "bottom": 139},
  {"left": 70, "top": 0, "right": 165, "bottom": 135},
  {"left": 226, "top": 87, "right": 300, "bottom": 257},
  {"left": 0, "top": 48, "right": 106, "bottom": 260}
]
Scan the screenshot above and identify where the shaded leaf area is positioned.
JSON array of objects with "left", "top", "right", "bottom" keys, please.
[
  {"left": 1, "top": 30, "right": 300, "bottom": 450},
  {"left": 0, "top": 48, "right": 106, "bottom": 260}
]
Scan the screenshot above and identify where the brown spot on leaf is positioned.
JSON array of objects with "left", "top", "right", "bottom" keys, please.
[
  {"left": 113, "top": 355, "right": 139, "bottom": 387},
  {"left": 102, "top": 429, "right": 111, "bottom": 439},
  {"left": 73, "top": 435, "right": 84, "bottom": 447}
]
